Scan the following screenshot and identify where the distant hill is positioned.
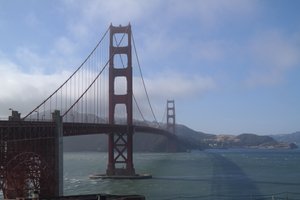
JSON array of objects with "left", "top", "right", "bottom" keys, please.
[
  {"left": 63, "top": 124, "right": 214, "bottom": 152},
  {"left": 236, "top": 133, "right": 278, "bottom": 147},
  {"left": 64, "top": 134, "right": 107, "bottom": 152},
  {"left": 175, "top": 124, "right": 215, "bottom": 149},
  {"left": 202, "top": 133, "right": 286, "bottom": 149},
  {"left": 270, "top": 132, "right": 300, "bottom": 145},
  {"left": 64, "top": 124, "right": 296, "bottom": 152},
  {"left": 63, "top": 133, "right": 171, "bottom": 152}
]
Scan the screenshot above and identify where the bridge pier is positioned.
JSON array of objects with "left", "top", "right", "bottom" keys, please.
[
  {"left": 0, "top": 110, "right": 63, "bottom": 199},
  {"left": 52, "top": 110, "right": 64, "bottom": 196},
  {"left": 106, "top": 128, "right": 136, "bottom": 176}
]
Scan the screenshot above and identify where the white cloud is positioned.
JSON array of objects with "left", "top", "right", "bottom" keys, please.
[
  {"left": 131, "top": 71, "right": 216, "bottom": 121},
  {"left": 14, "top": 41, "right": 83, "bottom": 74},
  {"left": 62, "top": 0, "right": 160, "bottom": 40},
  {"left": 0, "top": 57, "right": 70, "bottom": 117},
  {"left": 134, "top": 71, "right": 216, "bottom": 100},
  {"left": 15, "top": 47, "right": 46, "bottom": 73},
  {"left": 54, "top": 36, "right": 77, "bottom": 56},
  {"left": 193, "top": 40, "right": 228, "bottom": 61},
  {"left": 169, "top": 0, "right": 258, "bottom": 28},
  {"left": 246, "top": 30, "right": 300, "bottom": 87},
  {"left": 0, "top": 52, "right": 216, "bottom": 121},
  {"left": 81, "top": 1, "right": 155, "bottom": 23},
  {"left": 61, "top": 0, "right": 258, "bottom": 44},
  {"left": 63, "top": 0, "right": 257, "bottom": 25},
  {"left": 139, "top": 30, "right": 185, "bottom": 61},
  {"left": 64, "top": 0, "right": 158, "bottom": 23}
]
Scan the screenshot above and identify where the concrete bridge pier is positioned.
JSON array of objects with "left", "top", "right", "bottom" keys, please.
[
  {"left": 52, "top": 110, "right": 64, "bottom": 196},
  {"left": 0, "top": 110, "right": 63, "bottom": 199}
]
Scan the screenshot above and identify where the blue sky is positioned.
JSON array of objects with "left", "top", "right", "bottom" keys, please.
[{"left": 0, "top": 0, "right": 300, "bottom": 135}]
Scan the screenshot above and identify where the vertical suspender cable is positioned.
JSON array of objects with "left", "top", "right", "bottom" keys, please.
[
  {"left": 132, "top": 32, "right": 158, "bottom": 124},
  {"left": 23, "top": 27, "right": 109, "bottom": 120},
  {"left": 62, "top": 29, "right": 127, "bottom": 118}
]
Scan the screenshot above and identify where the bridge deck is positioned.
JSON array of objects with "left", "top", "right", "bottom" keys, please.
[{"left": 0, "top": 120, "right": 175, "bottom": 138}]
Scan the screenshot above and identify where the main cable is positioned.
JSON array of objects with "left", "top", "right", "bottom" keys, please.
[
  {"left": 63, "top": 26, "right": 129, "bottom": 118},
  {"left": 161, "top": 102, "right": 167, "bottom": 125},
  {"left": 132, "top": 32, "right": 158, "bottom": 124},
  {"left": 23, "top": 26, "right": 110, "bottom": 120}
]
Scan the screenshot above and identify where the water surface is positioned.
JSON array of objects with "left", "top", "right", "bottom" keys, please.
[{"left": 63, "top": 149, "right": 300, "bottom": 200}]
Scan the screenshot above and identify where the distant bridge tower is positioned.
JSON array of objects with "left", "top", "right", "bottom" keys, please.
[
  {"left": 107, "top": 24, "right": 135, "bottom": 176},
  {"left": 166, "top": 100, "right": 177, "bottom": 152},
  {"left": 167, "top": 100, "right": 176, "bottom": 134}
]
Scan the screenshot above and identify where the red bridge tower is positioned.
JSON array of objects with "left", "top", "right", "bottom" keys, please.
[{"left": 107, "top": 24, "right": 135, "bottom": 176}]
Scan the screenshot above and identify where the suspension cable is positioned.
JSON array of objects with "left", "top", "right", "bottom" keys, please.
[
  {"left": 63, "top": 26, "right": 129, "bottom": 118},
  {"left": 132, "top": 32, "right": 158, "bottom": 124},
  {"left": 161, "top": 102, "right": 167, "bottom": 125},
  {"left": 23, "top": 26, "right": 110, "bottom": 120},
  {"left": 133, "top": 95, "right": 145, "bottom": 121},
  {"left": 62, "top": 60, "right": 108, "bottom": 117}
]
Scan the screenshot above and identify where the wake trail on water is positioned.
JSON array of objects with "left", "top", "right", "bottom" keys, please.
[{"left": 152, "top": 176, "right": 300, "bottom": 186}]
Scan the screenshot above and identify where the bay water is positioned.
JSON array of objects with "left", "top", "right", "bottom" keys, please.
[{"left": 63, "top": 149, "right": 300, "bottom": 200}]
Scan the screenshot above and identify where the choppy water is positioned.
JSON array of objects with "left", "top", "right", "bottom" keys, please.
[
  {"left": 1, "top": 149, "right": 300, "bottom": 199},
  {"left": 63, "top": 149, "right": 300, "bottom": 200}
]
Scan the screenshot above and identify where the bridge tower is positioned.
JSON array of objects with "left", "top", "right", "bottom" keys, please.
[
  {"left": 167, "top": 100, "right": 176, "bottom": 134},
  {"left": 166, "top": 100, "right": 177, "bottom": 152},
  {"left": 107, "top": 24, "right": 135, "bottom": 176}
]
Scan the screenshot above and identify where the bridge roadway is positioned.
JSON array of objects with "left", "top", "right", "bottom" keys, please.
[{"left": 0, "top": 120, "right": 176, "bottom": 139}]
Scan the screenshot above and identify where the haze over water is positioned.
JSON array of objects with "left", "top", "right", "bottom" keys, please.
[{"left": 63, "top": 150, "right": 300, "bottom": 200}]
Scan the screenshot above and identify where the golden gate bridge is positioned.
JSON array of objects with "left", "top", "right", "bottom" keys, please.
[{"left": 0, "top": 24, "right": 181, "bottom": 199}]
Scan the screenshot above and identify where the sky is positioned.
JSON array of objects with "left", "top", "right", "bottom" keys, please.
[{"left": 0, "top": 0, "right": 300, "bottom": 135}]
